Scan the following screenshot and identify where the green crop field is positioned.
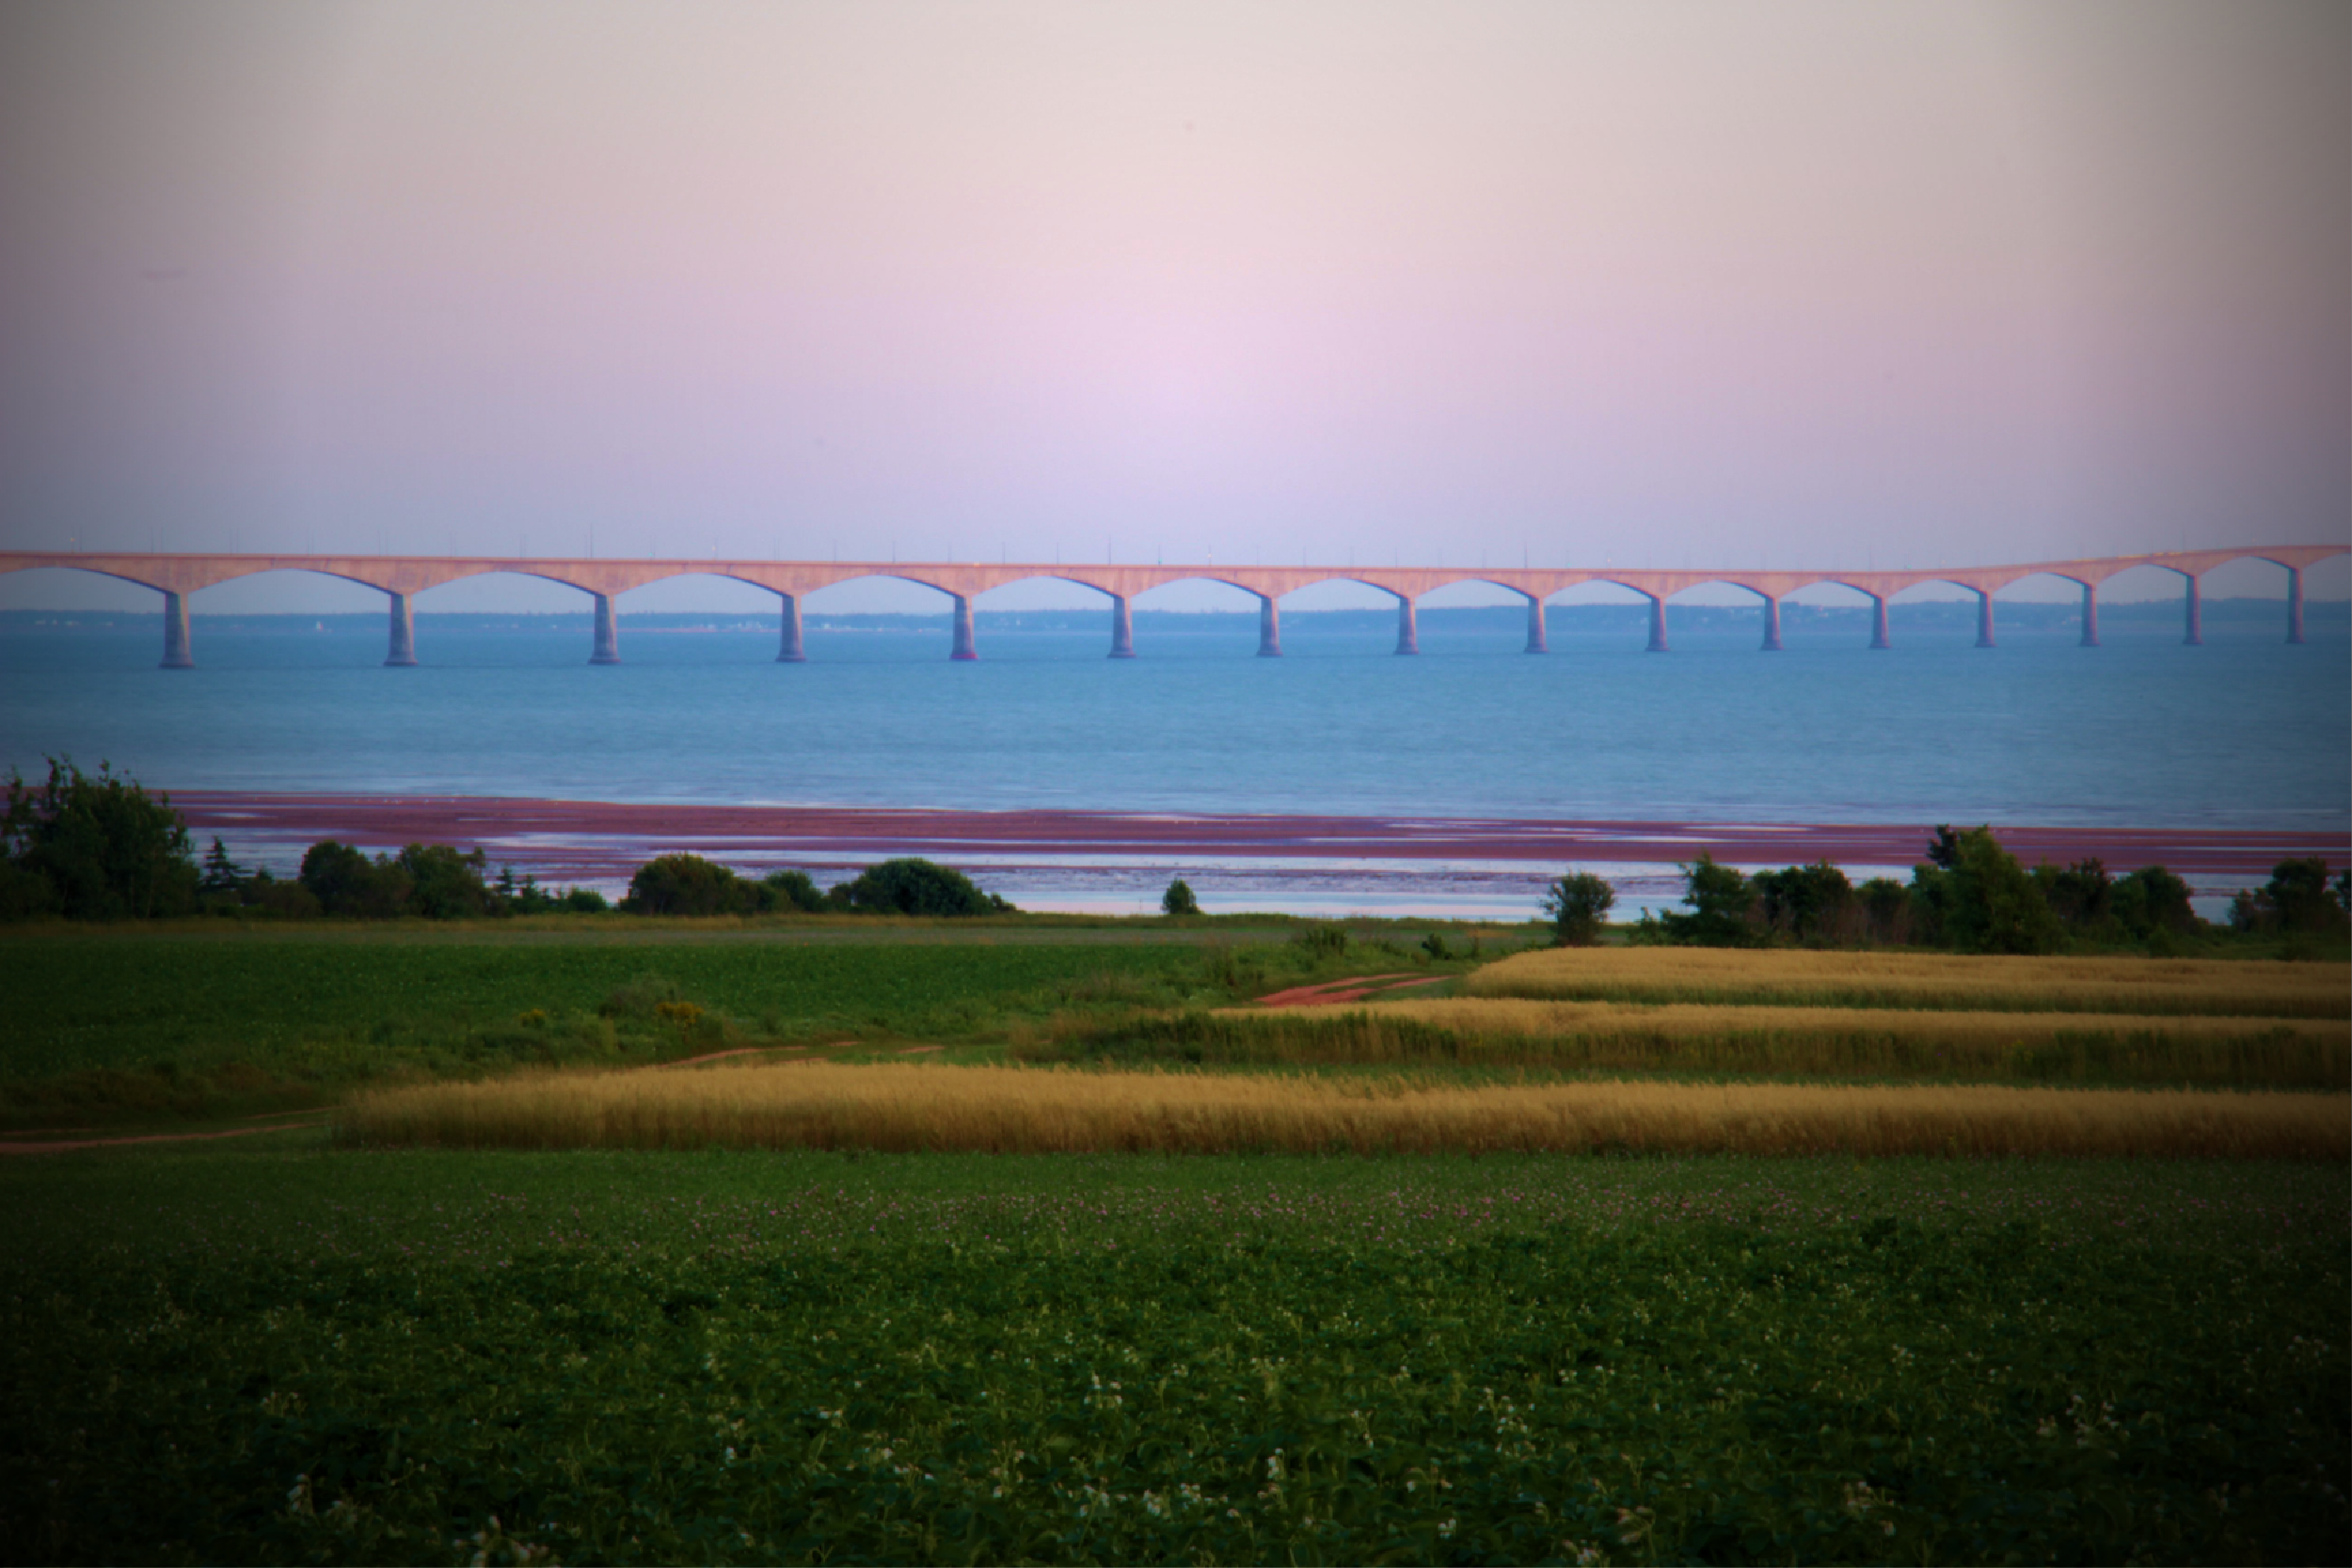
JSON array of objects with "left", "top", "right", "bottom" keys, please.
[
  {"left": 1, "top": 1145, "right": 2344, "bottom": 1564},
  {"left": 0, "top": 927, "right": 1464, "bottom": 1123}
]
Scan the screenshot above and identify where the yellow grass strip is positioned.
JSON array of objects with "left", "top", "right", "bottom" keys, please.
[
  {"left": 341, "top": 1063, "right": 2349, "bottom": 1160},
  {"left": 1469, "top": 948, "right": 2350, "bottom": 1019},
  {"left": 1347, "top": 997, "right": 2349, "bottom": 1048}
]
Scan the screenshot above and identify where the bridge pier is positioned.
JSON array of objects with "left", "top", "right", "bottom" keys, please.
[
  {"left": 2288, "top": 567, "right": 2305, "bottom": 644},
  {"left": 590, "top": 594, "right": 620, "bottom": 664},
  {"left": 1256, "top": 594, "right": 1282, "bottom": 657},
  {"left": 1868, "top": 594, "right": 1890, "bottom": 649},
  {"left": 1645, "top": 594, "right": 1669, "bottom": 653},
  {"left": 949, "top": 594, "right": 977, "bottom": 660},
  {"left": 1107, "top": 594, "right": 1135, "bottom": 658},
  {"left": 160, "top": 591, "right": 193, "bottom": 668},
  {"left": 2183, "top": 575, "right": 2202, "bottom": 645},
  {"left": 1394, "top": 595, "right": 1419, "bottom": 655},
  {"left": 2078, "top": 583, "right": 2100, "bottom": 647},
  {"left": 1974, "top": 590, "right": 1995, "bottom": 648},
  {"left": 385, "top": 592, "right": 417, "bottom": 666},
  {"left": 1758, "top": 594, "right": 1783, "bottom": 651},
  {"left": 1524, "top": 595, "right": 1548, "bottom": 654},
  {"left": 775, "top": 592, "right": 804, "bottom": 662}
]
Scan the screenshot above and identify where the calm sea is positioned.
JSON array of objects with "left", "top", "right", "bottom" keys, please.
[{"left": 4, "top": 608, "right": 2344, "bottom": 913}]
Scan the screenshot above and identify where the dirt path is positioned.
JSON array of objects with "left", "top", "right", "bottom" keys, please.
[
  {"left": 0, "top": 1121, "right": 331, "bottom": 1156},
  {"left": 1255, "top": 974, "right": 1424, "bottom": 1007}
]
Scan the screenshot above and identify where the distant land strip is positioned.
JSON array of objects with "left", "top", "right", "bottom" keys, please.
[{"left": 169, "top": 792, "right": 2345, "bottom": 887}]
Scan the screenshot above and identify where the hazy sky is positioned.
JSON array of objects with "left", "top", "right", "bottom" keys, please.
[{"left": 2, "top": 0, "right": 2344, "bottom": 613}]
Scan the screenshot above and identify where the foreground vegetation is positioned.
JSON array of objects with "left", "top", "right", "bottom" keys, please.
[{"left": 2, "top": 1146, "right": 2344, "bottom": 1564}]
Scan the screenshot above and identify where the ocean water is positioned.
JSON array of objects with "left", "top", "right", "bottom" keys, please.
[{"left": 4, "top": 613, "right": 2344, "bottom": 913}]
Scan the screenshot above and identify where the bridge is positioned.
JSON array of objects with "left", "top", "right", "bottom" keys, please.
[{"left": 0, "top": 545, "right": 2341, "bottom": 667}]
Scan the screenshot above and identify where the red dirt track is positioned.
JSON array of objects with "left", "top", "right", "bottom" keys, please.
[{"left": 168, "top": 791, "right": 2344, "bottom": 887}]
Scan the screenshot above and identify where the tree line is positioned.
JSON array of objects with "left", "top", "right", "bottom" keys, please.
[
  {"left": 1540, "top": 825, "right": 2349, "bottom": 954},
  {"left": 0, "top": 760, "right": 1013, "bottom": 923}
]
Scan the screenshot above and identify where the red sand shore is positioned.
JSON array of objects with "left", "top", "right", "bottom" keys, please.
[{"left": 168, "top": 791, "right": 2344, "bottom": 885}]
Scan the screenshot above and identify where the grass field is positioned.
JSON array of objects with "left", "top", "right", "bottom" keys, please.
[
  {"left": 0, "top": 926, "right": 1459, "bottom": 1125},
  {"left": 1466, "top": 946, "right": 2352, "bottom": 1017},
  {"left": 2, "top": 1144, "right": 2344, "bottom": 1564},
  {"left": 341, "top": 1061, "right": 2352, "bottom": 1159},
  {"left": 7, "top": 926, "right": 2348, "bottom": 1561}
]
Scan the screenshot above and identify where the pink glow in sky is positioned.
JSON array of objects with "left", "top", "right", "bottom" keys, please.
[{"left": 1, "top": 0, "right": 2344, "bottom": 612}]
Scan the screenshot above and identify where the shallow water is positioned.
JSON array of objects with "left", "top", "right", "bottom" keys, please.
[{"left": 4, "top": 614, "right": 2343, "bottom": 913}]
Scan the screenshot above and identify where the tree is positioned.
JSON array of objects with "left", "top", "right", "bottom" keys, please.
[
  {"left": 835, "top": 858, "right": 1007, "bottom": 917},
  {"left": 199, "top": 837, "right": 247, "bottom": 896},
  {"left": 1, "top": 758, "right": 199, "bottom": 921},
  {"left": 1656, "top": 854, "right": 1756, "bottom": 946},
  {"left": 1753, "top": 861, "right": 1851, "bottom": 943},
  {"left": 2033, "top": 858, "right": 2112, "bottom": 931},
  {"left": 394, "top": 843, "right": 500, "bottom": 919},
  {"left": 1910, "top": 827, "right": 2060, "bottom": 955},
  {"left": 2109, "top": 865, "right": 2195, "bottom": 941},
  {"left": 760, "top": 869, "right": 827, "bottom": 913},
  {"left": 2265, "top": 858, "right": 2343, "bottom": 932},
  {"left": 1162, "top": 878, "right": 1200, "bottom": 917},
  {"left": 298, "top": 841, "right": 412, "bottom": 919},
  {"left": 1539, "top": 871, "right": 1614, "bottom": 946},
  {"left": 1858, "top": 877, "right": 1910, "bottom": 944},
  {"left": 625, "top": 853, "right": 750, "bottom": 916}
]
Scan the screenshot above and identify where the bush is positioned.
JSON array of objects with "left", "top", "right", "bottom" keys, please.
[
  {"left": 1653, "top": 854, "right": 1756, "bottom": 946},
  {"left": 1539, "top": 871, "right": 1614, "bottom": 946},
  {"left": 1161, "top": 878, "right": 1200, "bottom": 917},
  {"left": 395, "top": 844, "right": 501, "bottom": 920},
  {"left": 298, "top": 841, "right": 412, "bottom": 919},
  {"left": 1911, "top": 826, "right": 2061, "bottom": 955},
  {"left": 1858, "top": 877, "right": 1910, "bottom": 943},
  {"left": 625, "top": 853, "right": 752, "bottom": 916},
  {"left": 1, "top": 758, "right": 199, "bottom": 921},
  {"left": 761, "top": 869, "right": 826, "bottom": 913},
  {"left": 2110, "top": 864, "right": 2196, "bottom": 942},
  {"left": 564, "top": 888, "right": 610, "bottom": 913},
  {"left": 1752, "top": 861, "right": 1851, "bottom": 943},
  {"left": 836, "top": 858, "right": 1009, "bottom": 917},
  {"left": 2228, "top": 859, "right": 2348, "bottom": 937}
]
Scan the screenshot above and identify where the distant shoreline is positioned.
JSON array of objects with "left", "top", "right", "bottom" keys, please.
[{"left": 170, "top": 790, "right": 2346, "bottom": 904}]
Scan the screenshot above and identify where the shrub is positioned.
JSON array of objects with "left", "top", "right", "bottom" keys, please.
[
  {"left": 1161, "top": 878, "right": 1200, "bottom": 917},
  {"left": 761, "top": 869, "right": 826, "bottom": 913},
  {"left": 1, "top": 758, "right": 199, "bottom": 921},
  {"left": 1656, "top": 854, "right": 1756, "bottom": 946},
  {"left": 625, "top": 853, "right": 751, "bottom": 916},
  {"left": 1858, "top": 877, "right": 1910, "bottom": 943},
  {"left": 1752, "top": 861, "right": 1851, "bottom": 943},
  {"left": 1539, "top": 871, "right": 1614, "bottom": 946},
  {"left": 564, "top": 888, "right": 610, "bottom": 913},
  {"left": 394, "top": 844, "right": 501, "bottom": 920},
  {"left": 836, "top": 858, "right": 1008, "bottom": 917},
  {"left": 299, "top": 841, "right": 412, "bottom": 919},
  {"left": 2110, "top": 865, "right": 2196, "bottom": 942},
  {"left": 1292, "top": 925, "right": 1348, "bottom": 958},
  {"left": 1911, "top": 826, "right": 2060, "bottom": 955}
]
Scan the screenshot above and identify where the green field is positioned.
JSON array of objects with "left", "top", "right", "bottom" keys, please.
[
  {"left": 2, "top": 1144, "right": 2344, "bottom": 1564},
  {"left": 0, "top": 925, "right": 1483, "bottom": 1123},
  {"left": 5, "top": 925, "right": 2346, "bottom": 1563}
]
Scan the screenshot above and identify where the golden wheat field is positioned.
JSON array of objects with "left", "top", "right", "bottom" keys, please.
[
  {"left": 340, "top": 1062, "right": 2349, "bottom": 1160},
  {"left": 1466, "top": 946, "right": 2351, "bottom": 1017},
  {"left": 1343, "top": 996, "right": 2349, "bottom": 1048}
]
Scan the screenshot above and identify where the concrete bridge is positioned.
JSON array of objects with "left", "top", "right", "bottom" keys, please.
[{"left": 0, "top": 545, "right": 2341, "bottom": 667}]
